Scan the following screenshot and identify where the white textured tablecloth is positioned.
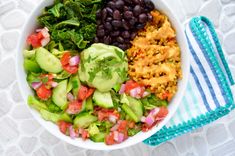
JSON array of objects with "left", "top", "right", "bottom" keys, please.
[{"left": 0, "top": 0, "right": 235, "bottom": 155}]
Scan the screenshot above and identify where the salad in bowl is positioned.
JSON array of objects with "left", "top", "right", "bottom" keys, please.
[{"left": 17, "top": 0, "right": 190, "bottom": 150}]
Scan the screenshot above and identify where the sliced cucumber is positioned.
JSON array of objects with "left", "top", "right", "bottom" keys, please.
[
  {"left": 121, "top": 103, "right": 139, "bottom": 122},
  {"left": 81, "top": 97, "right": 93, "bottom": 112},
  {"left": 90, "top": 132, "right": 106, "bottom": 142},
  {"left": 127, "top": 96, "right": 143, "bottom": 120},
  {"left": 85, "top": 97, "right": 93, "bottom": 111},
  {"left": 52, "top": 80, "right": 68, "bottom": 110},
  {"left": 24, "top": 59, "right": 42, "bottom": 73},
  {"left": 120, "top": 94, "right": 143, "bottom": 122},
  {"left": 67, "top": 77, "right": 73, "bottom": 93},
  {"left": 40, "top": 109, "right": 72, "bottom": 123},
  {"left": 71, "top": 75, "right": 80, "bottom": 98},
  {"left": 74, "top": 113, "right": 97, "bottom": 128},
  {"left": 35, "top": 47, "right": 62, "bottom": 73},
  {"left": 93, "top": 90, "right": 113, "bottom": 108}
]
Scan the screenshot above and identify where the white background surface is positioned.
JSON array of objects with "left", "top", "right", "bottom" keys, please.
[{"left": 0, "top": 0, "right": 235, "bottom": 156}]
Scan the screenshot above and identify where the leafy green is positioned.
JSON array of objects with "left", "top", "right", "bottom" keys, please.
[
  {"left": 48, "top": 3, "right": 63, "bottom": 17},
  {"left": 128, "top": 128, "right": 141, "bottom": 136},
  {"left": 141, "top": 94, "right": 168, "bottom": 110},
  {"left": 110, "top": 90, "right": 120, "bottom": 108},
  {"left": 27, "top": 72, "right": 40, "bottom": 84},
  {"left": 23, "top": 49, "right": 36, "bottom": 58},
  {"left": 28, "top": 96, "right": 48, "bottom": 111},
  {"left": 48, "top": 103, "right": 62, "bottom": 113},
  {"left": 37, "top": 0, "right": 102, "bottom": 50},
  {"left": 40, "top": 109, "right": 72, "bottom": 123}
]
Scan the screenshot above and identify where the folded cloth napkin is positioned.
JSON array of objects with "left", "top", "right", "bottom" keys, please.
[{"left": 144, "top": 16, "right": 235, "bottom": 146}]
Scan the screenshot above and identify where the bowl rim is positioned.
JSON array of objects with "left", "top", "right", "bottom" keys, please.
[{"left": 16, "top": 0, "right": 190, "bottom": 150}]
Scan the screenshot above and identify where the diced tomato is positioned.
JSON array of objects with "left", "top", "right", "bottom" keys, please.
[
  {"left": 81, "top": 129, "right": 89, "bottom": 140},
  {"left": 86, "top": 88, "right": 95, "bottom": 98},
  {"left": 78, "top": 85, "right": 88, "bottom": 101},
  {"left": 63, "top": 64, "right": 78, "bottom": 74},
  {"left": 117, "top": 120, "right": 128, "bottom": 133},
  {"left": 60, "top": 52, "right": 71, "bottom": 66},
  {"left": 141, "top": 121, "right": 158, "bottom": 132},
  {"left": 162, "top": 91, "right": 169, "bottom": 100},
  {"left": 141, "top": 107, "right": 168, "bottom": 132},
  {"left": 60, "top": 52, "right": 78, "bottom": 74},
  {"left": 36, "top": 84, "right": 52, "bottom": 100},
  {"left": 125, "top": 80, "right": 140, "bottom": 94},
  {"left": 98, "top": 111, "right": 106, "bottom": 121},
  {"left": 156, "top": 107, "right": 168, "bottom": 118},
  {"left": 37, "top": 31, "right": 44, "bottom": 40},
  {"left": 77, "top": 86, "right": 95, "bottom": 101},
  {"left": 123, "top": 130, "right": 128, "bottom": 140},
  {"left": 66, "top": 101, "right": 83, "bottom": 114},
  {"left": 97, "top": 109, "right": 120, "bottom": 121},
  {"left": 58, "top": 120, "right": 71, "bottom": 134},
  {"left": 105, "top": 132, "right": 116, "bottom": 145},
  {"left": 27, "top": 34, "right": 41, "bottom": 48}
]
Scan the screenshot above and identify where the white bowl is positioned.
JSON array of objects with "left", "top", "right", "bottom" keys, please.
[{"left": 16, "top": 0, "right": 190, "bottom": 150}]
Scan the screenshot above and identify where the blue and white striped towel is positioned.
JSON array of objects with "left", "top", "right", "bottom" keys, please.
[{"left": 144, "top": 16, "right": 235, "bottom": 146}]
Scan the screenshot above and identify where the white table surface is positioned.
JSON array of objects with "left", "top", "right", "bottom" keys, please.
[{"left": 0, "top": 0, "right": 235, "bottom": 155}]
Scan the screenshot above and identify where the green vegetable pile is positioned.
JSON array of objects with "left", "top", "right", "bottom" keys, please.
[{"left": 38, "top": 0, "right": 102, "bottom": 50}]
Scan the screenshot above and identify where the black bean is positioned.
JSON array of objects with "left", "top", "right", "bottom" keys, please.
[
  {"left": 113, "top": 42, "right": 119, "bottom": 47},
  {"left": 98, "top": 37, "right": 104, "bottom": 43},
  {"left": 122, "top": 19, "right": 131, "bottom": 30},
  {"left": 110, "top": 31, "right": 120, "bottom": 37},
  {"left": 139, "top": 0, "right": 145, "bottom": 5},
  {"left": 133, "top": 5, "right": 142, "bottom": 16},
  {"left": 117, "top": 36, "right": 124, "bottom": 43},
  {"left": 144, "top": 8, "right": 149, "bottom": 12},
  {"left": 115, "top": 0, "right": 125, "bottom": 9},
  {"left": 136, "top": 23, "right": 145, "bottom": 29},
  {"left": 113, "top": 10, "right": 121, "bottom": 20},
  {"left": 129, "top": 17, "right": 137, "bottom": 26},
  {"left": 139, "top": 13, "right": 148, "bottom": 23},
  {"left": 147, "top": 13, "right": 153, "bottom": 21},
  {"left": 104, "top": 36, "right": 111, "bottom": 44},
  {"left": 112, "top": 20, "right": 122, "bottom": 28},
  {"left": 107, "top": 1, "right": 116, "bottom": 9},
  {"left": 104, "top": 22, "right": 112, "bottom": 31},
  {"left": 122, "top": 31, "right": 130, "bottom": 38},
  {"left": 124, "top": 0, "right": 132, "bottom": 4},
  {"left": 123, "top": 6, "right": 129, "bottom": 12},
  {"left": 106, "top": 17, "right": 112, "bottom": 22},
  {"left": 106, "top": 7, "right": 113, "bottom": 16},
  {"left": 98, "top": 24, "right": 104, "bottom": 30},
  {"left": 124, "top": 11, "right": 133, "bottom": 19},
  {"left": 94, "top": 36, "right": 99, "bottom": 43},
  {"left": 133, "top": 0, "right": 140, "bottom": 4},
  {"left": 96, "top": 9, "right": 101, "bottom": 18},
  {"left": 97, "top": 29, "right": 105, "bottom": 37},
  {"left": 144, "top": 0, "right": 155, "bottom": 11},
  {"left": 118, "top": 44, "right": 128, "bottom": 50},
  {"left": 126, "top": 43, "right": 131, "bottom": 49},
  {"left": 96, "top": 19, "right": 102, "bottom": 25},
  {"left": 102, "top": 9, "right": 107, "bottom": 20},
  {"left": 124, "top": 38, "right": 130, "bottom": 43},
  {"left": 130, "top": 32, "right": 137, "bottom": 40}
]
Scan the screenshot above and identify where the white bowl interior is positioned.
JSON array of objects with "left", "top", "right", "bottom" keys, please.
[{"left": 16, "top": 0, "right": 190, "bottom": 150}]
